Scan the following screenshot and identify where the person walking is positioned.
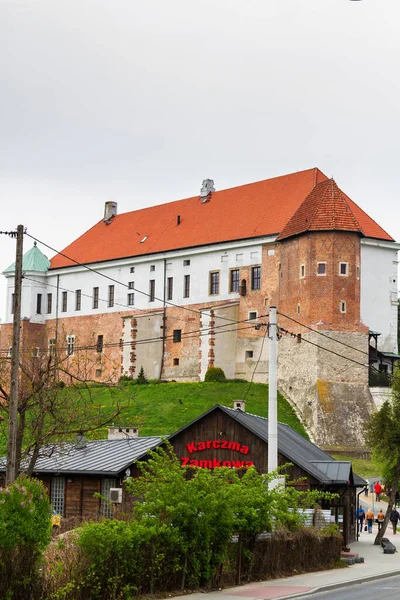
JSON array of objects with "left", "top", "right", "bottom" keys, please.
[
  {"left": 390, "top": 508, "right": 400, "bottom": 534},
  {"left": 356, "top": 506, "right": 366, "bottom": 533},
  {"left": 374, "top": 481, "right": 382, "bottom": 502},
  {"left": 366, "top": 508, "right": 374, "bottom": 533},
  {"left": 377, "top": 508, "right": 385, "bottom": 531}
]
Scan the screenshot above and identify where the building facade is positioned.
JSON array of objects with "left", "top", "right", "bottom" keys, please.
[{"left": 1, "top": 168, "right": 399, "bottom": 448}]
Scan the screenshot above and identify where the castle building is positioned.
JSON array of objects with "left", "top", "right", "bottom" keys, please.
[{"left": 1, "top": 168, "right": 399, "bottom": 448}]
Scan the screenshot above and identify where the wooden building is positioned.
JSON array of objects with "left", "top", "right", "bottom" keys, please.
[{"left": 0, "top": 404, "right": 365, "bottom": 543}]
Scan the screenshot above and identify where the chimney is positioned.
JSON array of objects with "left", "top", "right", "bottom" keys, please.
[
  {"left": 108, "top": 427, "right": 139, "bottom": 440},
  {"left": 104, "top": 201, "right": 118, "bottom": 222},
  {"left": 200, "top": 179, "right": 215, "bottom": 201},
  {"left": 233, "top": 400, "right": 246, "bottom": 412}
]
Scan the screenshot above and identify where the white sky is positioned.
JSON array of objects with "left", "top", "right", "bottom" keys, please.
[{"left": 1, "top": 0, "right": 399, "bottom": 321}]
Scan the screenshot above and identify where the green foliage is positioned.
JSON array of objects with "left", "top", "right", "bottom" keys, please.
[
  {"left": 136, "top": 366, "right": 148, "bottom": 385},
  {"left": 0, "top": 475, "right": 51, "bottom": 599},
  {"left": 204, "top": 367, "right": 226, "bottom": 382}
]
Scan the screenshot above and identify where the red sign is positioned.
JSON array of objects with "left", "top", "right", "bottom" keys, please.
[{"left": 181, "top": 439, "right": 254, "bottom": 469}]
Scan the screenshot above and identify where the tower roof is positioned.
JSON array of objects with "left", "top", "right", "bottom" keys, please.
[{"left": 3, "top": 242, "right": 50, "bottom": 275}]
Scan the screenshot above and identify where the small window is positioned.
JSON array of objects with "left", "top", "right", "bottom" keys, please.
[
  {"left": 209, "top": 271, "right": 219, "bottom": 295},
  {"left": 108, "top": 285, "right": 114, "bottom": 308},
  {"left": 317, "top": 262, "right": 326, "bottom": 276},
  {"left": 75, "top": 289, "right": 81, "bottom": 311},
  {"left": 339, "top": 262, "right": 348, "bottom": 276},
  {"left": 66, "top": 335, "right": 75, "bottom": 356},
  {"left": 127, "top": 293, "right": 135, "bottom": 306},
  {"left": 97, "top": 335, "right": 103, "bottom": 353},
  {"left": 230, "top": 269, "right": 240, "bottom": 293},
  {"left": 267, "top": 249, "right": 275, "bottom": 256},
  {"left": 183, "top": 259, "right": 191, "bottom": 266},
  {"left": 340, "top": 301, "right": 347, "bottom": 313},
  {"left": 245, "top": 350, "right": 254, "bottom": 360},
  {"left": 356, "top": 265, "right": 360, "bottom": 280},
  {"left": 128, "top": 281, "right": 135, "bottom": 289},
  {"left": 248, "top": 311, "right": 258, "bottom": 320},
  {"left": 149, "top": 280, "right": 155, "bottom": 302},
  {"left": 95, "top": 368, "right": 102, "bottom": 378},
  {"left": 61, "top": 291, "right": 68, "bottom": 312},
  {"left": 167, "top": 277, "right": 173, "bottom": 301},
  {"left": 49, "top": 338, "right": 56, "bottom": 356},
  {"left": 173, "top": 329, "right": 182, "bottom": 343},
  {"left": 173, "top": 358, "right": 179, "bottom": 366},
  {"left": 36, "top": 293, "right": 42, "bottom": 315},
  {"left": 130, "top": 266, "right": 135, "bottom": 273},
  {"left": 150, "top": 265, "right": 155, "bottom": 272},
  {"left": 47, "top": 293, "right": 52, "bottom": 314},
  {"left": 297, "top": 303, "right": 301, "bottom": 314},
  {"left": 51, "top": 476, "right": 65, "bottom": 517},
  {"left": 300, "top": 264, "right": 305, "bottom": 279},
  {"left": 183, "top": 274, "right": 190, "bottom": 298},
  {"left": 251, "top": 266, "right": 261, "bottom": 290},
  {"left": 93, "top": 287, "right": 99, "bottom": 309}
]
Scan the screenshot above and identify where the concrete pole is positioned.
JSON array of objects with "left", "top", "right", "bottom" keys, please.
[
  {"left": 268, "top": 306, "right": 278, "bottom": 477},
  {"left": 6, "top": 224, "right": 24, "bottom": 485}
]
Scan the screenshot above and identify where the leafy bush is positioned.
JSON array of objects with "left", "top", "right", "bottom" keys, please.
[
  {"left": 204, "top": 367, "right": 226, "bottom": 382},
  {"left": 136, "top": 366, "right": 148, "bottom": 385},
  {"left": 0, "top": 475, "right": 51, "bottom": 599}
]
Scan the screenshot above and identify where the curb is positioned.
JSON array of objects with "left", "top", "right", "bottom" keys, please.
[{"left": 280, "top": 569, "right": 400, "bottom": 599}]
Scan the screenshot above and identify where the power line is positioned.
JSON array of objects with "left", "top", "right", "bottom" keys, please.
[
  {"left": 277, "top": 310, "right": 369, "bottom": 357},
  {"left": 243, "top": 323, "right": 269, "bottom": 402},
  {"left": 25, "top": 232, "right": 240, "bottom": 323}
]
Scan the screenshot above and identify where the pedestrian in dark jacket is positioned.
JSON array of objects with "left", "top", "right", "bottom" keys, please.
[
  {"left": 390, "top": 508, "right": 400, "bottom": 534},
  {"left": 356, "top": 507, "right": 366, "bottom": 533}
]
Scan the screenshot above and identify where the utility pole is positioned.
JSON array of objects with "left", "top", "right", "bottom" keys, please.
[
  {"left": 6, "top": 224, "right": 24, "bottom": 485},
  {"left": 268, "top": 306, "right": 278, "bottom": 481}
]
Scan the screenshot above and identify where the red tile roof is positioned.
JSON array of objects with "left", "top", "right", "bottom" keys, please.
[{"left": 50, "top": 168, "right": 394, "bottom": 269}]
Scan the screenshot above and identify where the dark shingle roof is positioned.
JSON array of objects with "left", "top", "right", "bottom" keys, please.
[{"left": 0, "top": 437, "right": 161, "bottom": 476}]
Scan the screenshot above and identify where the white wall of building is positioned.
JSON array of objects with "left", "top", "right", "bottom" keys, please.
[{"left": 360, "top": 239, "right": 400, "bottom": 353}]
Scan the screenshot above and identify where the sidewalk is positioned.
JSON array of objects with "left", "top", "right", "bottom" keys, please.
[{"left": 172, "top": 519, "right": 400, "bottom": 600}]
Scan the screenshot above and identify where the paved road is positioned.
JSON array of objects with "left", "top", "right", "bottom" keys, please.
[{"left": 300, "top": 575, "right": 400, "bottom": 599}]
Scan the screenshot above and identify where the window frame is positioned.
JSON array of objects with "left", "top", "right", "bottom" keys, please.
[
  {"left": 173, "top": 329, "right": 182, "bottom": 343},
  {"left": 97, "top": 334, "right": 104, "bottom": 353},
  {"left": 317, "top": 262, "right": 327, "bottom": 276},
  {"left": 251, "top": 265, "right": 261, "bottom": 290},
  {"left": 127, "top": 292, "right": 135, "bottom": 306},
  {"left": 51, "top": 476, "right": 65, "bottom": 517},
  {"left": 167, "top": 277, "right": 173, "bottom": 301},
  {"left": 230, "top": 268, "right": 240, "bottom": 293},
  {"left": 173, "top": 358, "right": 179, "bottom": 366},
  {"left": 108, "top": 285, "right": 115, "bottom": 308},
  {"left": 209, "top": 271, "right": 220, "bottom": 295},
  {"left": 47, "top": 293, "right": 52, "bottom": 314},
  {"left": 75, "top": 289, "right": 81, "bottom": 311},
  {"left": 93, "top": 287, "right": 99, "bottom": 309},
  {"left": 61, "top": 291, "right": 68, "bottom": 312},
  {"left": 183, "top": 259, "right": 191, "bottom": 266},
  {"left": 340, "top": 300, "right": 347, "bottom": 314},
  {"left": 149, "top": 279, "right": 155, "bottom": 302},
  {"left": 248, "top": 311, "right": 258, "bottom": 321},
  {"left": 339, "top": 262, "right": 348, "bottom": 277},
  {"left": 66, "top": 334, "right": 75, "bottom": 356},
  {"left": 245, "top": 350, "right": 254, "bottom": 360},
  {"left": 183, "top": 274, "right": 190, "bottom": 298},
  {"left": 36, "top": 293, "right": 42, "bottom": 315},
  {"left": 300, "top": 264, "right": 305, "bottom": 279}
]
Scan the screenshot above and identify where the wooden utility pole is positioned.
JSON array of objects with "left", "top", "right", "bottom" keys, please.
[{"left": 6, "top": 224, "right": 24, "bottom": 485}]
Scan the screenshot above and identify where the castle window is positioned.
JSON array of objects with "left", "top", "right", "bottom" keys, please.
[
  {"left": 297, "top": 304, "right": 301, "bottom": 314},
  {"left": 317, "top": 262, "right": 326, "bottom": 276},
  {"left": 209, "top": 271, "right": 220, "bottom": 295},
  {"left": 93, "top": 287, "right": 99, "bottom": 309},
  {"left": 356, "top": 265, "right": 360, "bottom": 280},
  {"left": 300, "top": 264, "right": 305, "bottom": 279},
  {"left": 230, "top": 269, "right": 240, "bottom": 292},
  {"left": 36, "top": 293, "right": 42, "bottom": 315},
  {"left": 49, "top": 338, "right": 56, "bottom": 356},
  {"left": 75, "top": 290, "right": 81, "bottom": 311},
  {"left": 128, "top": 281, "right": 134, "bottom": 289},
  {"left": 149, "top": 280, "right": 155, "bottom": 302},
  {"left": 183, "top": 259, "right": 191, "bottom": 266},
  {"left": 130, "top": 266, "right": 135, "bottom": 273},
  {"left": 251, "top": 266, "right": 261, "bottom": 290},
  {"left": 173, "top": 329, "right": 182, "bottom": 343},
  {"left": 97, "top": 335, "right": 103, "bottom": 353},
  {"left": 47, "top": 293, "right": 52, "bottom": 314},
  {"left": 127, "top": 293, "right": 135, "bottom": 306},
  {"left": 248, "top": 311, "right": 258, "bottom": 320},
  {"left": 245, "top": 350, "right": 254, "bottom": 360},
  {"left": 173, "top": 358, "right": 179, "bottom": 366},
  {"left": 340, "top": 301, "right": 347, "bottom": 314},
  {"left": 167, "top": 277, "right": 173, "bottom": 301},
  {"left": 339, "top": 262, "right": 348, "bottom": 276},
  {"left": 183, "top": 274, "right": 190, "bottom": 298},
  {"left": 61, "top": 291, "right": 68, "bottom": 312},
  {"left": 150, "top": 265, "right": 155, "bottom": 272},
  {"left": 108, "top": 285, "right": 114, "bottom": 308},
  {"left": 32, "top": 347, "right": 40, "bottom": 358},
  {"left": 66, "top": 335, "right": 75, "bottom": 356},
  {"left": 95, "top": 368, "right": 102, "bottom": 378}
]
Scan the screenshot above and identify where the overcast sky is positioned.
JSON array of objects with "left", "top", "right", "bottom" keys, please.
[{"left": 1, "top": 0, "right": 399, "bottom": 321}]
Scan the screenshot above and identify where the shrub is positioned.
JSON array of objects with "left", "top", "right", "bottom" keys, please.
[
  {"left": 0, "top": 475, "right": 51, "bottom": 599},
  {"left": 136, "top": 366, "right": 148, "bottom": 385},
  {"left": 204, "top": 367, "right": 226, "bottom": 382}
]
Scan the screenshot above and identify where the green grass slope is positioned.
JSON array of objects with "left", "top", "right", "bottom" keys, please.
[{"left": 91, "top": 381, "right": 309, "bottom": 440}]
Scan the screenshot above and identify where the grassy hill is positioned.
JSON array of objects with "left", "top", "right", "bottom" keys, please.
[{"left": 89, "top": 381, "right": 309, "bottom": 440}]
